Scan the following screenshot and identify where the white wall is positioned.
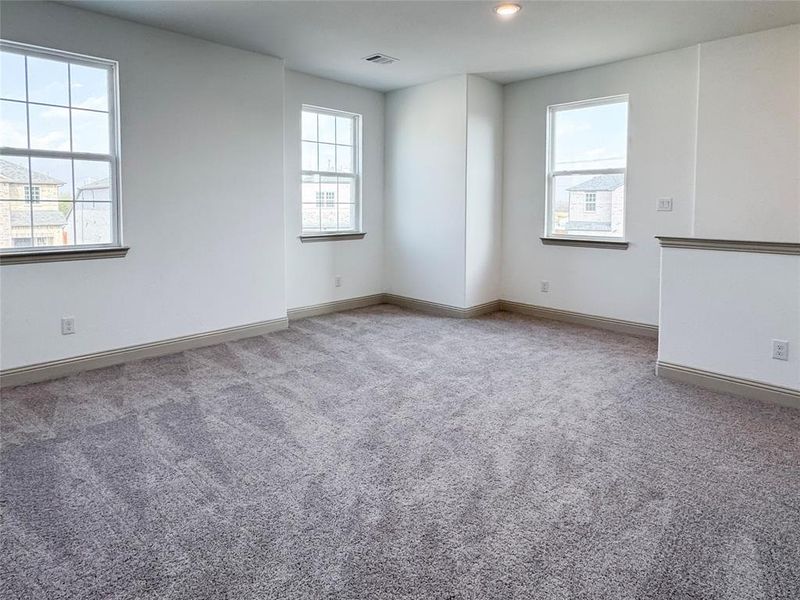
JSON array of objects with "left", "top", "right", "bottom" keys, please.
[
  {"left": 465, "top": 75, "right": 503, "bottom": 307},
  {"left": 694, "top": 25, "right": 800, "bottom": 242},
  {"left": 384, "top": 75, "right": 468, "bottom": 307},
  {"left": 659, "top": 248, "right": 800, "bottom": 391},
  {"left": 502, "top": 48, "right": 699, "bottom": 325},
  {"left": 0, "top": 2, "right": 286, "bottom": 370},
  {"left": 284, "top": 71, "right": 384, "bottom": 309}
]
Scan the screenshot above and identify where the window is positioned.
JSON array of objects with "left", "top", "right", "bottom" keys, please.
[
  {"left": 546, "top": 95, "right": 628, "bottom": 239},
  {"left": 301, "top": 106, "right": 361, "bottom": 235},
  {"left": 0, "top": 40, "right": 120, "bottom": 255},
  {"left": 24, "top": 185, "right": 40, "bottom": 202},
  {"left": 315, "top": 190, "right": 336, "bottom": 207}
]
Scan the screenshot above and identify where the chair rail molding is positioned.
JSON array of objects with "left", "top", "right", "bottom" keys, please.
[{"left": 656, "top": 237, "right": 800, "bottom": 255}]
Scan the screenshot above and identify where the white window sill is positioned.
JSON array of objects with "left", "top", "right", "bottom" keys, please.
[
  {"left": 299, "top": 232, "right": 366, "bottom": 243},
  {"left": 540, "top": 237, "right": 629, "bottom": 249},
  {"left": 0, "top": 246, "right": 130, "bottom": 265}
]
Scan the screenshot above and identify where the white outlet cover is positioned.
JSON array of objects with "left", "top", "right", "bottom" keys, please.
[
  {"left": 61, "top": 317, "right": 76, "bottom": 335},
  {"left": 657, "top": 198, "right": 673, "bottom": 211},
  {"left": 772, "top": 339, "right": 789, "bottom": 361}
]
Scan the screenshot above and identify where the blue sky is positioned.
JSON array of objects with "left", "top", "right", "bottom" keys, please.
[{"left": 553, "top": 100, "right": 628, "bottom": 171}]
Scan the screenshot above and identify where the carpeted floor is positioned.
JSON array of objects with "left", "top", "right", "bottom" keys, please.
[{"left": 1, "top": 305, "right": 799, "bottom": 599}]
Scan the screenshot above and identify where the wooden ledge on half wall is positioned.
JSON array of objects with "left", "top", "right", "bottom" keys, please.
[{"left": 656, "top": 237, "right": 800, "bottom": 256}]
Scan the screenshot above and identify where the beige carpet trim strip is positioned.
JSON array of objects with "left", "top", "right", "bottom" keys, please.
[
  {"left": 0, "top": 317, "right": 289, "bottom": 388},
  {"left": 656, "top": 360, "right": 800, "bottom": 410},
  {"left": 288, "top": 294, "right": 386, "bottom": 320},
  {"left": 499, "top": 300, "right": 658, "bottom": 338},
  {"left": 656, "top": 237, "right": 800, "bottom": 255}
]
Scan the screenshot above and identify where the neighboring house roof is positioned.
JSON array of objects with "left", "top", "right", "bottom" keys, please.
[
  {"left": 0, "top": 159, "right": 64, "bottom": 185},
  {"left": 63, "top": 201, "right": 109, "bottom": 220},
  {"left": 10, "top": 210, "right": 66, "bottom": 227},
  {"left": 78, "top": 177, "right": 110, "bottom": 192},
  {"left": 567, "top": 174, "right": 624, "bottom": 192}
]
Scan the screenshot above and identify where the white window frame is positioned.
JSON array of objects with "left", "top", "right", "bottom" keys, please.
[
  {"left": 0, "top": 40, "right": 122, "bottom": 257},
  {"left": 545, "top": 94, "right": 629, "bottom": 241},
  {"left": 300, "top": 105, "right": 362, "bottom": 236}
]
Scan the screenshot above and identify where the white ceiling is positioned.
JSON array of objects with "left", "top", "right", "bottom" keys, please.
[{"left": 66, "top": 1, "right": 800, "bottom": 92}]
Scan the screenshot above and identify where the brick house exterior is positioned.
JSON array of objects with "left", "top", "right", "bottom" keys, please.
[
  {"left": 0, "top": 159, "right": 67, "bottom": 248},
  {"left": 565, "top": 174, "right": 624, "bottom": 234}
]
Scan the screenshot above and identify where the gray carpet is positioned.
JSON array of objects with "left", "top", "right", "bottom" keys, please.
[{"left": 1, "top": 305, "right": 799, "bottom": 599}]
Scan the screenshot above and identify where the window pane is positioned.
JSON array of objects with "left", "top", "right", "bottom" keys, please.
[
  {"left": 0, "top": 45, "right": 119, "bottom": 255},
  {"left": 550, "top": 173, "right": 625, "bottom": 238},
  {"left": 336, "top": 144, "right": 353, "bottom": 174},
  {"left": 338, "top": 203, "right": 355, "bottom": 230},
  {"left": 70, "top": 64, "right": 108, "bottom": 111},
  {"left": 318, "top": 114, "right": 335, "bottom": 144},
  {"left": 301, "top": 173, "right": 319, "bottom": 204},
  {"left": 335, "top": 116, "right": 352, "bottom": 145},
  {"left": 553, "top": 100, "right": 627, "bottom": 171},
  {"left": 0, "top": 201, "right": 31, "bottom": 248},
  {"left": 29, "top": 104, "right": 70, "bottom": 151},
  {"left": 320, "top": 206, "right": 337, "bottom": 230},
  {"left": 30, "top": 157, "right": 73, "bottom": 202},
  {"left": 301, "top": 111, "right": 317, "bottom": 142},
  {"left": 27, "top": 56, "right": 69, "bottom": 106},
  {"left": 302, "top": 205, "right": 320, "bottom": 231},
  {"left": 300, "top": 107, "right": 360, "bottom": 234},
  {"left": 0, "top": 51, "right": 26, "bottom": 101},
  {"left": 74, "top": 160, "right": 111, "bottom": 201},
  {"left": 302, "top": 141, "right": 318, "bottom": 171},
  {"left": 318, "top": 143, "right": 335, "bottom": 171},
  {"left": 33, "top": 206, "right": 70, "bottom": 247},
  {"left": 70, "top": 202, "right": 112, "bottom": 245},
  {"left": 0, "top": 100, "right": 28, "bottom": 148},
  {"left": 0, "top": 155, "right": 31, "bottom": 199},
  {"left": 337, "top": 176, "right": 355, "bottom": 204},
  {"left": 320, "top": 175, "right": 337, "bottom": 206},
  {"left": 71, "top": 108, "right": 109, "bottom": 154},
  {"left": 0, "top": 200, "right": 31, "bottom": 248}
]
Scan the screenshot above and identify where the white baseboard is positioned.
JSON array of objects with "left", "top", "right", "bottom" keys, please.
[
  {"left": 287, "top": 294, "right": 385, "bottom": 320},
  {"left": 656, "top": 360, "right": 800, "bottom": 410},
  {"left": 383, "top": 294, "right": 500, "bottom": 319},
  {"left": 499, "top": 300, "right": 658, "bottom": 338},
  {"left": 0, "top": 317, "right": 289, "bottom": 388},
  {"left": 0, "top": 294, "right": 661, "bottom": 388}
]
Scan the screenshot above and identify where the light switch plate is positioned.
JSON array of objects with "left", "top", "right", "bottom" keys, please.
[{"left": 657, "top": 198, "right": 673, "bottom": 211}]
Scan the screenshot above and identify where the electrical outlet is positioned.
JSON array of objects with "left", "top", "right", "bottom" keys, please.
[
  {"left": 772, "top": 339, "right": 789, "bottom": 361},
  {"left": 657, "top": 198, "right": 673, "bottom": 211},
  {"left": 540, "top": 281, "right": 550, "bottom": 293},
  {"left": 61, "top": 317, "right": 76, "bottom": 335},
  {"left": 335, "top": 276, "right": 342, "bottom": 288}
]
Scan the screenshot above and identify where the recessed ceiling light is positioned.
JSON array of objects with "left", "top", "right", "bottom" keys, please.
[{"left": 494, "top": 3, "right": 521, "bottom": 17}]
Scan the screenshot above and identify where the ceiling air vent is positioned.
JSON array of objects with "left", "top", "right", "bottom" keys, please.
[{"left": 363, "top": 53, "right": 398, "bottom": 65}]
